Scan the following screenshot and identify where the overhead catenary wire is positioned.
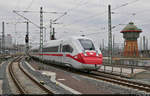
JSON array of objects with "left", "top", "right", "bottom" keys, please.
[
  {"left": 14, "top": 0, "right": 21, "bottom": 10},
  {"left": 7, "top": 0, "right": 146, "bottom": 45},
  {"left": 14, "top": 10, "right": 66, "bottom": 14},
  {"left": 13, "top": 10, "right": 40, "bottom": 28},
  {"left": 25, "top": 0, "right": 34, "bottom": 11},
  {"left": 59, "top": 0, "right": 141, "bottom": 38},
  {"left": 51, "top": 0, "right": 89, "bottom": 28},
  {"left": 58, "top": 0, "right": 140, "bottom": 31},
  {"left": 13, "top": 0, "right": 35, "bottom": 29},
  {"left": 66, "top": 0, "right": 87, "bottom": 13},
  {"left": 112, "top": 0, "right": 140, "bottom": 10}
]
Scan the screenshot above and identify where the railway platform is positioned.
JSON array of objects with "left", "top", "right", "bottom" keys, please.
[{"left": 99, "top": 65, "right": 150, "bottom": 79}]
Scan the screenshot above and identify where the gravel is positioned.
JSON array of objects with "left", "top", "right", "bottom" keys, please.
[
  {"left": 21, "top": 60, "right": 73, "bottom": 94},
  {"left": 0, "top": 60, "right": 12, "bottom": 94},
  {"left": 76, "top": 75, "right": 147, "bottom": 94},
  {"left": 23, "top": 58, "right": 148, "bottom": 94},
  {"left": 0, "top": 56, "right": 149, "bottom": 94}
]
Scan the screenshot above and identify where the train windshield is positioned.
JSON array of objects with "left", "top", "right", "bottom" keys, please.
[{"left": 79, "top": 39, "right": 95, "bottom": 50}]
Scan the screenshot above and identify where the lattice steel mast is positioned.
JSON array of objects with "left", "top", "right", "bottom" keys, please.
[
  {"left": 40, "top": 7, "right": 43, "bottom": 53},
  {"left": 108, "top": 5, "right": 113, "bottom": 68}
]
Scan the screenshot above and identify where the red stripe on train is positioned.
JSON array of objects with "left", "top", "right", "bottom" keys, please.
[
  {"left": 38, "top": 53, "right": 103, "bottom": 64},
  {"left": 66, "top": 53, "right": 103, "bottom": 64}
]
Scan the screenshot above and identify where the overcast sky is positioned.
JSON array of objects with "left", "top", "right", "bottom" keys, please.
[{"left": 0, "top": 0, "right": 149, "bottom": 48}]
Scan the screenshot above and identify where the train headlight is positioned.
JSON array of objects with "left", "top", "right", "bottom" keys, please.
[
  {"left": 96, "top": 50, "right": 99, "bottom": 56},
  {"left": 83, "top": 50, "right": 87, "bottom": 56},
  {"left": 84, "top": 53, "right": 87, "bottom": 56},
  {"left": 96, "top": 53, "right": 99, "bottom": 56},
  {"left": 99, "top": 50, "right": 102, "bottom": 54}
]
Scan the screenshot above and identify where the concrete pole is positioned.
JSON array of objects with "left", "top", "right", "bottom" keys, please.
[
  {"left": 146, "top": 38, "right": 148, "bottom": 57},
  {"left": 2, "top": 21, "right": 5, "bottom": 54},
  {"left": 102, "top": 39, "right": 104, "bottom": 51},
  {"left": 113, "top": 34, "right": 115, "bottom": 57},
  {"left": 52, "top": 27, "right": 55, "bottom": 40},
  {"left": 143, "top": 36, "right": 146, "bottom": 56},
  {"left": 50, "top": 19, "right": 52, "bottom": 40}
]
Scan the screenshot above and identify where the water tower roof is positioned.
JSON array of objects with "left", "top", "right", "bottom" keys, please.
[{"left": 121, "top": 22, "right": 142, "bottom": 33}]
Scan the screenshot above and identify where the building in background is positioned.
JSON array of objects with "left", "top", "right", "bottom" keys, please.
[
  {"left": 0, "top": 34, "right": 13, "bottom": 49},
  {"left": 121, "top": 22, "right": 142, "bottom": 57}
]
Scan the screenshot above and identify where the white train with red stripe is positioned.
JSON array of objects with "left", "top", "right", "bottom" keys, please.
[{"left": 29, "top": 36, "right": 103, "bottom": 71}]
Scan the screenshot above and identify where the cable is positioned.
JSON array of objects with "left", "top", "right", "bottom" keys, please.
[
  {"left": 112, "top": 0, "right": 140, "bottom": 10},
  {"left": 13, "top": 10, "right": 40, "bottom": 28},
  {"left": 66, "top": 0, "right": 86, "bottom": 12},
  {"left": 58, "top": 0, "right": 140, "bottom": 30},
  {"left": 56, "top": 0, "right": 90, "bottom": 25},
  {"left": 24, "top": 0, "right": 34, "bottom": 11},
  {"left": 57, "top": 0, "right": 141, "bottom": 38},
  {"left": 14, "top": 0, "right": 21, "bottom": 10}
]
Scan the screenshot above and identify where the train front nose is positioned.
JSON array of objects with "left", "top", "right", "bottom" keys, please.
[
  {"left": 80, "top": 51, "right": 103, "bottom": 70},
  {"left": 82, "top": 55, "right": 103, "bottom": 64}
]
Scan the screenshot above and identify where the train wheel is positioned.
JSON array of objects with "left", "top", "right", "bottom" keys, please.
[
  {"left": 86, "top": 70, "right": 91, "bottom": 73},
  {"left": 67, "top": 67, "right": 71, "bottom": 71}
]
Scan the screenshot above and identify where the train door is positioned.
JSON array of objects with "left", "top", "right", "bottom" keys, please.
[
  {"left": 62, "top": 44, "right": 68, "bottom": 64},
  {"left": 61, "top": 42, "right": 66, "bottom": 65},
  {"left": 59, "top": 43, "right": 63, "bottom": 64},
  {"left": 62, "top": 44, "right": 74, "bottom": 67}
]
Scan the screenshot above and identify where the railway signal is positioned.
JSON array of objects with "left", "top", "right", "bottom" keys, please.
[
  {"left": 25, "top": 21, "right": 29, "bottom": 54},
  {"left": 49, "top": 12, "right": 67, "bottom": 40},
  {"left": 25, "top": 34, "right": 29, "bottom": 43},
  {"left": 13, "top": 7, "right": 67, "bottom": 52}
]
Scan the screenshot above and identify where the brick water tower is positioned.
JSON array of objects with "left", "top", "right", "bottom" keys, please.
[{"left": 121, "top": 22, "right": 142, "bottom": 57}]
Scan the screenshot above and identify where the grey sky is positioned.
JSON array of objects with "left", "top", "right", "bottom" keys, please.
[{"left": 0, "top": 0, "right": 149, "bottom": 48}]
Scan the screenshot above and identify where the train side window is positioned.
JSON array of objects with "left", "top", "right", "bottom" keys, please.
[
  {"left": 43, "top": 46, "right": 59, "bottom": 52},
  {"left": 33, "top": 49, "right": 38, "bottom": 52},
  {"left": 62, "top": 45, "right": 66, "bottom": 52},
  {"left": 49, "top": 46, "right": 59, "bottom": 52},
  {"left": 62, "top": 45, "right": 73, "bottom": 53}
]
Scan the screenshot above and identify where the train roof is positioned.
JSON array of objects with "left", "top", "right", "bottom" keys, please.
[
  {"left": 45, "top": 36, "right": 92, "bottom": 44},
  {"left": 61, "top": 36, "right": 93, "bottom": 41},
  {"left": 30, "top": 36, "right": 92, "bottom": 50}
]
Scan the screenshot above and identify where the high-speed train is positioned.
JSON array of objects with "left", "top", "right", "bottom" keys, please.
[{"left": 29, "top": 36, "right": 103, "bottom": 71}]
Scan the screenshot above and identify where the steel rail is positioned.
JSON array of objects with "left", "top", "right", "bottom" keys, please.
[
  {"left": 9, "top": 56, "right": 53, "bottom": 94},
  {"left": 30, "top": 57, "right": 150, "bottom": 93},
  {"left": 19, "top": 61, "right": 53, "bottom": 94},
  {"left": 88, "top": 71, "right": 150, "bottom": 93},
  {"left": 8, "top": 57, "right": 27, "bottom": 94}
]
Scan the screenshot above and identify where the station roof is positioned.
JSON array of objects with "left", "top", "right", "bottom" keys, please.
[{"left": 121, "top": 22, "right": 142, "bottom": 33}]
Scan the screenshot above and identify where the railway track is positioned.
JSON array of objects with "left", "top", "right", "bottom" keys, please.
[
  {"left": 8, "top": 56, "right": 53, "bottom": 94},
  {"left": 87, "top": 71, "right": 150, "bottom": 93},
  {"left": 29, "top": 57, "right": 150, "bottom": 93},
  {"left": 72, "top": 67, "right": 150, "bottom": 93},
  {"left": 69, "top": 69, "right": 150, "bottom": 93}
]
